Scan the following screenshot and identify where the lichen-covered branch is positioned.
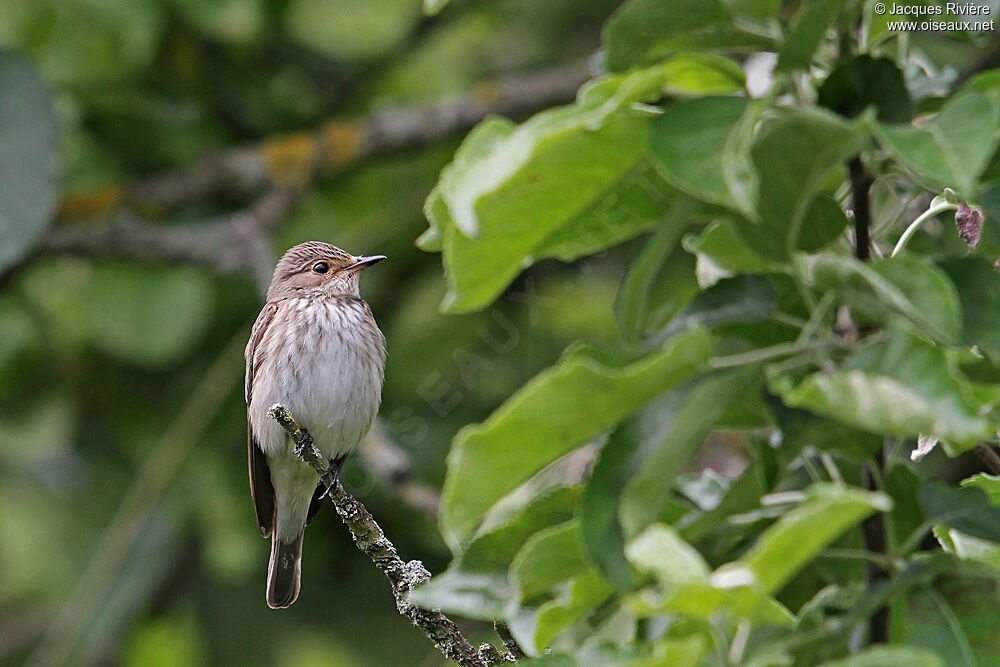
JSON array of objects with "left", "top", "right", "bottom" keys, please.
[
  {"left": 57, "top": 58, "right": 592, "bottom": 220},
  {"left": 266, "top": 403, "right": 513, "bottom": 666},
  {"left": 43, "top": 187, "right": 299, "bottom": 293}
]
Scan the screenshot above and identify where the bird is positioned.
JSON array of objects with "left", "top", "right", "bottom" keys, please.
[{"left": 245, "top": 241, "right": 386, "bottom": 608}]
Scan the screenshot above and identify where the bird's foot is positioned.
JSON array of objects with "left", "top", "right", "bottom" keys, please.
[{"left": 318, "top": 457, "right": 344, "bottom": 499}]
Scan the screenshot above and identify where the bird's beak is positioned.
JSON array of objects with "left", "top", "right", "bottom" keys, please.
[{"left": 344, "top": 255, "right": 387, "bottom": 272}]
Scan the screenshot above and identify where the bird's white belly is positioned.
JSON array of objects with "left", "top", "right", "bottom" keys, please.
[{"left": 249, "top": 299, "right": 384, "bottom": 464}]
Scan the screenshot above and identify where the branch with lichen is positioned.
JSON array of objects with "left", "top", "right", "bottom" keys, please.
[
  {"left": 56, "top": 58, "right": 592, "bottom": 221},
  {"left": 266, "top": 403, "right": 515, "bottom": 666}
]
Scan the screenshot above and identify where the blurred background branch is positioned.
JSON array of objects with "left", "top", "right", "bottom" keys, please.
[{"left": 54, "top": 57, "right": 592, "bottom": 222}]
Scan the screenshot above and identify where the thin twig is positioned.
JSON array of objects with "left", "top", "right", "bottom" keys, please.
[
  {"left": 975, "top": 443, "right": 1000, "bottom": 476},
  {"left": 267, "top": 403, "right": 513, "bottom": 667}
]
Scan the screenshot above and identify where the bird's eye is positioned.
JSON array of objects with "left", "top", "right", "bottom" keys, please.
[{"left": 312, "top": 261, "right": 330, "bottom": 274}]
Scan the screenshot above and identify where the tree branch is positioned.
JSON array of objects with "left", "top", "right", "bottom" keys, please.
[
  {"left": 850, "top": 153, "right": 889, "bottom": 645},
  {"left": 56, "top": 57, "right": 592, "bottom": 220},
  {"left": 267, "top": 403, "right": 513, "bottom": 666}
]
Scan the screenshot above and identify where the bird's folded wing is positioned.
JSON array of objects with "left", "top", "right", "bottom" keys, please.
[{"left": 246, "top": 302, "right": 278, "bottom": 537}]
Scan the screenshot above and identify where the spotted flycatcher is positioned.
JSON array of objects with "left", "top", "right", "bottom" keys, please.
[{"left": 245, "top": 241, "right": 386, "bottom": 608}]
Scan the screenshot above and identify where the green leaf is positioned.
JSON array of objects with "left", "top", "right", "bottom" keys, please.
[
  {"left": 920, "top": 483, "right": 1000, "bottom": 543},
  {"left": 811, "top": 254, "right": 961, "bottom": 343},
  {"left": 742, "top": 484, "right": 891, "bottom": 593},
  {"left": 427, "top": 59, "right": 724, "bottom": 313},
  {"left": 418, "top": 116, "right": 515, "bottom": 252},
  {"left": 818, "top": 55, "right": 913, "bottom": 122},
  {"left": 819, "top": 646, "right": 945, "bottom": 667},
  {"left": 424, "top": 57, "right": 747, "bottom": 313},
  {"left": 628, "top": 562, "right": 794, "bottom": 626},
  {"left": 660, "top": 274, "right": 778, "bottom": 341},
  {"left": 775, "top": 326, "right": 994, "bottom": 449},
  {"left": 615, "top": 221, "right": 696, "bottom": 342},
  {"left": 649, "top": 96, "right": 758, "bottom": 217},
  {"left": 410, "top": 486, "right": 581, "bottom": 619},
  {"left": 533, "top": 571, "right": 614, "bottom": 654},
  {"left": 777, "top": 0, "right": 846, "bottom": 72},
  {"left": 462, "top": 486, "right": 583, "bottom": 571},
  {"left": 0, "top": 51, "right": 57, "bottom": 273},
  {"left": 682, "top": 220, "right": 780, "bottom": 288},
  {"left": 582, "top": 371, "right": 756, "bottom": 592},
  {"left": 625, "top": 523, "right": 710, "bottom": 585},
  {"left": 440, "top": 327, "right": 712, "bottom": 550},
  {"left": 602, "top": 0, "right": 775, "bottom": 72},
  {"left": 939, "top": 258, "right": 1000, "bottom": 358},
  {"left": 620, "top": 368, "right": 760, "bottom": 537},
  {"left": 961, "top": 474, "right": 1000, "bottom": 506},
  {"left": 627, "top": 634, "right": 708, "bottom": 667},
  {"left": 511, "top": 520, "right": 587, "bottom": 603},
  {"left": 743, "top": 107, "right": 865, "bottom": 260},
  {"left": 870, "top": 90, "right": 1000, "bottom": 197}
]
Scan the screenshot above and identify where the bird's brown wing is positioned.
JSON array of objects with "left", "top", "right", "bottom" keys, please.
[{"left": 246, "top": 302, "right": 278, "bottom": 537}]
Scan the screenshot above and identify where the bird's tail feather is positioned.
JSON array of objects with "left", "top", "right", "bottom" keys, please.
[{"left": 266, "top": 531, "right": 303, "bottom": 609}]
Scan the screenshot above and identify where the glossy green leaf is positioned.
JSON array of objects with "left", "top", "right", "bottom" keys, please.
[
  {"left": 743, "top": 484, "right": 891, "bottom": 593},
  {"left": 649, "top": 96, "right": 758, "bottom": 217},
  {"left": 775, "top": 326, "right": 994, "bottom": 448},
  {"left": 0, "top": 51, "right": 57, "bottom": 273},
  {"left": 777, "top": 0, "right": 846, "bottom": 72},
  {"left": 440, "top": 327, "right": 712, "bottom": 550},
  {"left": 744, "top": 107, "right": 865, "bottom": 260},
  {"left": 870, "top": 90, "right": 1000, "bottom": 197},
  {"left": 627, "top": 634, "right": 708, "bottom": 667},
  {"left": 602, "top": 0, "right": 775, "bottom": 72},
  {"left": 425, "top": 59, "right": 737, "bottom": 313}
]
